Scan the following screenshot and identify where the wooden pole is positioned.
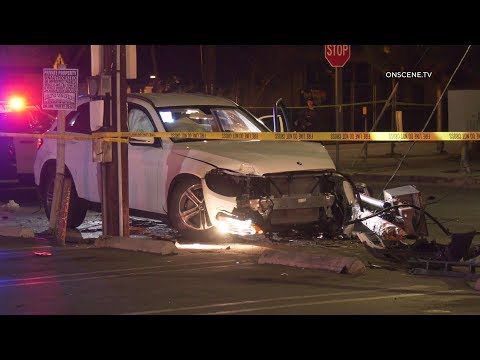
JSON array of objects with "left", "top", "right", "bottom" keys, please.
[
  {"left": 48, "top": 109, "right": 66, "bottom": 243},
  {"left": 101, "top": 45, "right": 129, "bottom": 237},
  {"left": 55, "top": 176, "right": 72, "bottom": 244}
]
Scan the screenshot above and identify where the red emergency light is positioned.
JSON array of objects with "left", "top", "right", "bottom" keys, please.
[{"left": 7, "top": 96, "right": 26, "bottom": 111}]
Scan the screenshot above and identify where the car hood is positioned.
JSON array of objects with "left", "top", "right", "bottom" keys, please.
[{"left": 171, "top": 140, "right": 336, "bottom": 175}]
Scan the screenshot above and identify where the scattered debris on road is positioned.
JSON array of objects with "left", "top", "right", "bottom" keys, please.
[
  {"left": 1, "top": 200, "right": 20, "bottom": 212},
  {"left": 348, "top": 184, "right": 480, "bottom": 278},
  {"left": 367, "top": 261, "right": 398, "bottom": 271},
  {"left": 34, "top": 251, "right": 52, "bottom": 256}
]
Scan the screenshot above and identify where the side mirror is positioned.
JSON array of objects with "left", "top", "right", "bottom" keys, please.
[{"left": 89, "top": 100, "right": 104, "bottom": 131}]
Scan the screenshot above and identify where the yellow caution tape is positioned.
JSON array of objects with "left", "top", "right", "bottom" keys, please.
[
  {"left": 1, "top": 131, "right": 480, "bottom": 142},
  {"left": 97, "top": 131, "right": 480, "bottom": 142}
]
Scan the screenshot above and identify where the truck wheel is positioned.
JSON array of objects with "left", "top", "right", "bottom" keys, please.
[
  {"left": 168, "top": 177, "right": 217, "bottom": 241},
  {"left": 43, "top": 168, "right": 88, "bottom": 228}
]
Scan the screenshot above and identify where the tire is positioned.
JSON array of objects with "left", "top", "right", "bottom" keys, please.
[
  {"left": 42, "top": 167, "right": 88, "bottom": 228},
  {"left": 168, "top": 177, "right": 217, "bottom": 241}
]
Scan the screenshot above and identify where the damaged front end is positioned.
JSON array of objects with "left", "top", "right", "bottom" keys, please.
[
  {"left": 350, "top": 184, "right": 479, "bottom": 264},
  {"left": 204, "top": 168, "right": 359, "bottom": 237}
]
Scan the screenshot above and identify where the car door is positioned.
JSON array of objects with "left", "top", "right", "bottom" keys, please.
[
  {"left": 11, "top": 110, "right": 35, "bottom": 176},
  {"left": 13, "top": 109, "right": 49, "bottom": 178},
  {"left": 127, "top": 101, "right": 162, "bottom": 213},
  {"left": 0, "top": 110, "right": 22, "bottom": 184},
  {"left": 64, "top": 102, "right": 101, "bottom": 202},
  {"left": 257, "top": 115, "right": 284, "bottom": 132},
  {"left": 0, "top": 136, "right": 17, "bottom": 185}
]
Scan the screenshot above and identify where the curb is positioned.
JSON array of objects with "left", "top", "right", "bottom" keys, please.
[
  {"left": 0, "top": 226, "right": 35, "bottom": 238},
  {"left": 95, "top": 236, "right": 177, "bottom": 255},
  {"left": 258, "top": 249, "right": 366, "bottom": 275},
  {"left": 346, "top": 173, "right": 480, "bottom": 188}
]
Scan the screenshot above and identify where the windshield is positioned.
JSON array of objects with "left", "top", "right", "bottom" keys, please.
[{"left": 157, "top": 106, "right": 269, "bottom": 142}]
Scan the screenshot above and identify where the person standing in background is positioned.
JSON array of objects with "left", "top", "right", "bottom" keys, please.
[{"left": 294, "top": 97, "right": 322, "bottom": 132}]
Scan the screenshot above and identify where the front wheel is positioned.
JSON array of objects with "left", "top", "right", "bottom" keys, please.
[{"left": 168, "top": 178, "right": 217, "bottom": 241}]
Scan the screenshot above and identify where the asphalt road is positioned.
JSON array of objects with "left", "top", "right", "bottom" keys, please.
[
  {"left": 0, "top": 181, "right": 479, "bottom": 315},
  {"left": 0, "top": 235, "right": 478, "bottom": 315}
]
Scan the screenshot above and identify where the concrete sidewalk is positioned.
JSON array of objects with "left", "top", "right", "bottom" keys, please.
[{"left": 324, "top": 141, "right": 480, "bottom": 188}]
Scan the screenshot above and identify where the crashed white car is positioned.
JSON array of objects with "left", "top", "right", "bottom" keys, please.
[{"left": 34, "top": 93, "right": 356, "bottom": 239}]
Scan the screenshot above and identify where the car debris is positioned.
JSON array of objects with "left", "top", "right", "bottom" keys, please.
[
  {"left": 34, "top": 251, "right": 52, "bottom": 256},
  {"left": 1, "top": 200, "right": 20, "bottom": 212},
  {"left": 207, "top": 168, "right": 361, "bottom": 240},
  {"left": 346, "top": 183, "right": 480, "bottom": 275},
  {"left": 367, "top": 261, "right": 398, "bottom": 271}
]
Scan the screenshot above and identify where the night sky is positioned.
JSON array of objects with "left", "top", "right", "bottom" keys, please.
[{"left": 0, "top": 45, "right": 479, "bottom": 106}]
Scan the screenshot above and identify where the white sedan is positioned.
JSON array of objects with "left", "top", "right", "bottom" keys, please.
[{"left": 34, "top": 93, "right": 356, "bottom": 239}]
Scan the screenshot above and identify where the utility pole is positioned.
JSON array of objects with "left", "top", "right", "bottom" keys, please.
[
  {"left": 436, "top": 86, "right": 445, "bottom": 154},
  {"left": 200, "top": 45, "right": 216, "bottom": 94},
  {"left": 101, "top": 45, "right": 129, "bottom": 237},
  {"left": 390, "top": 78, "right": 398, "bottom": 156}
]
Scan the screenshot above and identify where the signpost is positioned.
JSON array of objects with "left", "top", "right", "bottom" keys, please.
[
  {"left": 42, "top": 68, "right": 78, "bottom": 110},
  {"left": 324, "top": 45, "right": 351, "bottom": 68},
  {"left": 325, "top": 45, "right": 351, "bottom": 170},
  {"left": 42, "top": 66, "right": 78, "bottom": 245}
]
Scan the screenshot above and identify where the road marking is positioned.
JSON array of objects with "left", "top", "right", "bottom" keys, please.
[
  {"left": 0, "top": 259, "right": 240, "bottom": 282},
  {"left": 204, "top": 293, "right": 427, "bottom": 314},
  {"left": 0, "top": 244, "right": 110, "bottom": 256},
  {"left": 0, "top": 186, "right": 36, "bottom": 190},
  {"left": 0, "top": 262, "right": 254, "bottom": 288},
  {"left": 123, "top": 285, "right": 435, "bottom": 315},
  {"left": 0, "top": 245, "right": 53, "bottom": 254},
  {"left": 204, "top": 290, "right": 477, "bottom": 314}
]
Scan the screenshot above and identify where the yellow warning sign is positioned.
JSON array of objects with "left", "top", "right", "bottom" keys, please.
[{"left": 53, "top": 53, "right": 65, "bottom": 69}]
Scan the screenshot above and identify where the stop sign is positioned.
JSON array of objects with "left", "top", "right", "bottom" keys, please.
[{"left": 325, "top": 45, "right": 351, "bottom": 67}]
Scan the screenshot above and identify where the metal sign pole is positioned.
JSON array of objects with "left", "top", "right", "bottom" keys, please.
[
  {"left": 335, "top": 67, "right": 343, "bottom": 170},
  {"left": 49, "top": 109, "right": 66, "bottom": 237},
  {"left": 43, "top": 64, "right": 78, "bottom": 245}
]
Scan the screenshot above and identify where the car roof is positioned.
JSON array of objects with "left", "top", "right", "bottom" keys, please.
[
  {"left": 128, "top": 93, "right": 238, "bottom": 107},
  {"left": 0, "top": 103, "right": 38, "bottom": 113}
]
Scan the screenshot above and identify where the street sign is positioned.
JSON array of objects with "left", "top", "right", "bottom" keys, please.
[
  {"left": 42, "top": 68, "right": 78, "bottom": 111},
  {"left": 325, "top": 45, "right": 351, "bottom": 67},
  {"left": 53, "top": 53, "right": 65, "bottom": 69}
]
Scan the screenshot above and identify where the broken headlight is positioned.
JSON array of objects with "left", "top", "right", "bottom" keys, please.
[{"left": 204, "top": 168, "right": 267, "bottom": 198}]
